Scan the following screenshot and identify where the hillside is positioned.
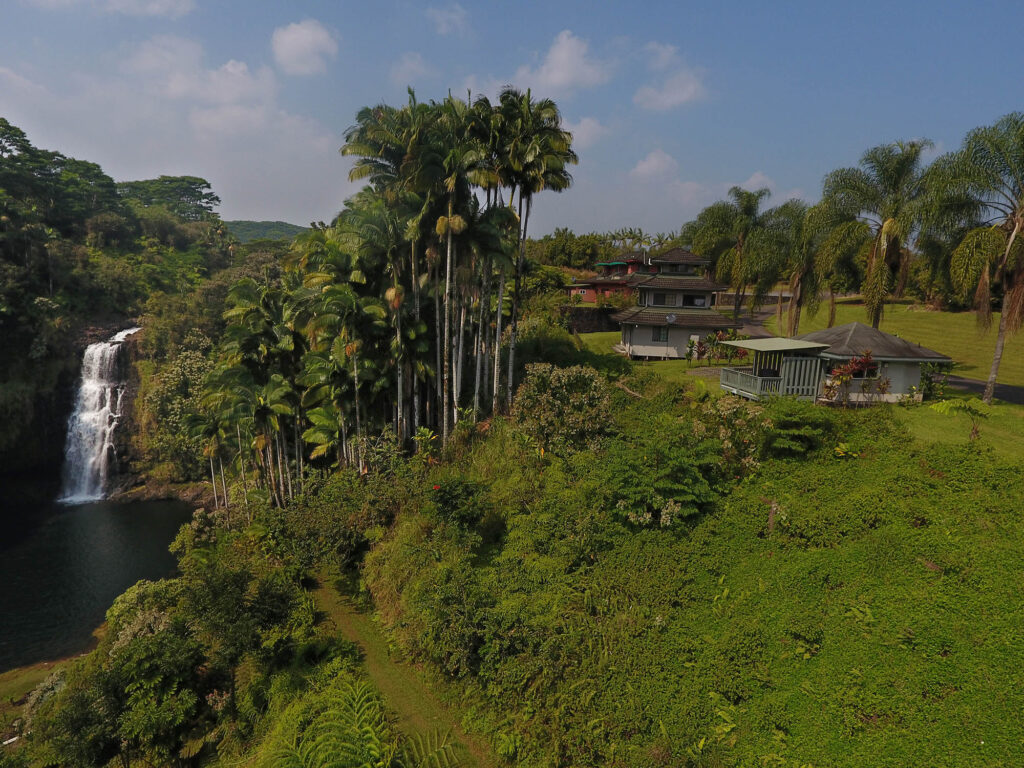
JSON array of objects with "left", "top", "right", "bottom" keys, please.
[{"left": 223, "top": 219, "right": 309, "bottom": 243}]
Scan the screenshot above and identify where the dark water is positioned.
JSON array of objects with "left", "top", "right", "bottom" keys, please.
[{"left": 0, "top": 479, "right": 193, "bottom": 671}]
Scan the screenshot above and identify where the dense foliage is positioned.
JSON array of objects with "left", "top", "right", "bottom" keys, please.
[
  {"left": 0, "top": 118, "right": 235, "bottom": 473},
  {"left": 224, "top": 221, "right": 310, "bottom": 244}
]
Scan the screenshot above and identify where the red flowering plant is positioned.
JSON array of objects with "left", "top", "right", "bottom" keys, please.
[{"left": 822, "top": 351, "right": 886, "bottom": 406}]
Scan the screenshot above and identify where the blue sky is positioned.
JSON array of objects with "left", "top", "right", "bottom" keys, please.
[{"left": 2, "top": 0, "right": 1022, "bottom": 235}]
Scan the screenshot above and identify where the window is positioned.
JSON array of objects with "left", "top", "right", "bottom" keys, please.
[
  {"left": 683, "top": 294, "right": 707, "bottom": 307},
  {"left": 652, "top": 292, "right": 669, "bottom": 306},
  {"left": 850, "top": 363, "right": 880, "bottom": 379},
  {"left": 652, "top": 326, "right": 668, "bottom": 342}
]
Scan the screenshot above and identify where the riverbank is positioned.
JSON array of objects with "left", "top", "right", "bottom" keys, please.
[{"left": 0, "top": 626, "right": 103, "bottom": 744}]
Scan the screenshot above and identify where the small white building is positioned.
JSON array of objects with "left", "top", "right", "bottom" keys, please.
[{"left": 719, "top": 322, "right": 951, "bottom": 403}]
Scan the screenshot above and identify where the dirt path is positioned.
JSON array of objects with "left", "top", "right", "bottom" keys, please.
[{"left": 312, "top": 577, "right": 495, "bottom": 768}]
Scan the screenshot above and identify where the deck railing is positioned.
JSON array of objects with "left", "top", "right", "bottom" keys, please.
[{"left": 720, "top": 367, "right": 782, "bottom": 399}]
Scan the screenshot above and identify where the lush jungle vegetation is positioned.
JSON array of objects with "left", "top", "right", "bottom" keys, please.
[
  {"left": 224, "top": 221, "right": 310, "bottom": 244},
  {"left": 4, "top": 93, "right": 1024, "bottom": 767},
  {"left": 0, "top": 119, "right": 239, "bottom": 473}
]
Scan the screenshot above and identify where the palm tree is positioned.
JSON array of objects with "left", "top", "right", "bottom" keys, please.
[
  {"left": 929, "top": 113, "right": 1024, "bottom": 402},
  {"left": 820, "top": 140, "right": 933, "bottom": 327},
  {"left": 499, "top": 87, "right": 577, "bottom": 408}
]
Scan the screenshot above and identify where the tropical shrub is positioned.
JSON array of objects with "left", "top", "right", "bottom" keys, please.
[{"left": 512, "top": 362, "right": 611, "bottom": 454}]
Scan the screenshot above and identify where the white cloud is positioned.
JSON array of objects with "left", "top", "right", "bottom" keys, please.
[
  {"left": 0, "top": 40, "right": 352, "bottom": 225},
  {"left": 643, "top": 42, "right": 678, "bottom": 71},
  {"left": 23, "top": 0, "right": 194, "bottom": 16},
  {"left": 634, "top": 68, "right": 705, "bottom": 111},
  {"left": 104, "top": 0, "right": 193, "bottom": 17},
  {"left": 271, "top": 19, "right": 338, "bottom": 76},
  {"left": 562, "top": 116, "right": 608, "bottom": 150},
  {"left": 629, "top": 149, "right": 678, "bottom": 180},
  {"left": 390, "top": 52, "right": 435, "bottom": 86},
  {"left": 514, "top": 30, "right": 611, "bottom": 95},
  {"left": 126, "top": 36, "right": 276, "bottom": 111},
  {"left": 459, "top": 73, "right": 506, "bottom": 101},
  {"left": 425, "top": 4, "right": 468, "bottom": 36},
  {"left": 730, "top": 171, "right": 803, "bottom": 201},
  {"left": 0, "top": 66, "right": 48, "bottom": 96}
]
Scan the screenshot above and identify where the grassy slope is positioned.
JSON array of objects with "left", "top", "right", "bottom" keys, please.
[
  {"left": 363, "top": 373, "right": 1024, "bottom": 766},
  {"left": 766, "top": 299, "right": 1024, "bottom": 386},
  {"left": 311, "top": 575, "right": 494, "bottom": 768}
]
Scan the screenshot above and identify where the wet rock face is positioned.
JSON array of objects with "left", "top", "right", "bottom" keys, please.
[
  {"left": 109, "top": 330, "right": 145, "bottom": 495},
  {"left": 0, "top": 321, "right": 140, "bottom": 483}
]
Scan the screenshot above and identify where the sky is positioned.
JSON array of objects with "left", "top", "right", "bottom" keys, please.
[{"left": 2, "top": 0, "right": 1023, "bottom": 236}]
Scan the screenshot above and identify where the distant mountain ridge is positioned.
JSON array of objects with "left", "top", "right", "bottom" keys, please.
[{"left": 225, "top": 220, "right": 309, "bottom": 243}]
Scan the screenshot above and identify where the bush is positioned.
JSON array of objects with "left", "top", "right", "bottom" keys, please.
[
  {"left": 759, "top": 398, "right": 837, "bottom": 458},
  {"left": 429, "top": 476, "right": 486, "bottom": 528},
  {"left": 512, "top": 362, "right": 611, "bottom": 454}
]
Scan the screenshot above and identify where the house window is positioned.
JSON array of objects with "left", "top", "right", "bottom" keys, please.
[
  {"left": 683, "top": 294, "right": 707, "bottom": 307},
  {"left": 652, "top": 326, "right": 668, "bottom": 342},
  {"left": 652, "top": 292, "right": 670, "bottom": 305},
  {"left": 850, "top": 363, "right": 880, "bottom": 379}
]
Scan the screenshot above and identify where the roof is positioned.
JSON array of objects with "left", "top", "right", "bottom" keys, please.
[
  {"left": 722, "top": 338, "right": 830, "bottom": 353},
  {"left": 648, "top": 247, "right": 710, "bottom": 265},
  {"left": 609, "top": 251, "right": 646, "bottom": 262},
  {"left": 611, "top": 306, "right": 742, "bottom": 329},
  {"left": 795, "top": 322, "right": 951, "bottom": 362},
  {"left": 573, "top": 273, "right": 652, "bottom": 288},
  {"left": 639, "top": 275, "right": 728, "bottom": 291},
  {"left": 595, "top": 261, "right": 627, "bottom": 266}
]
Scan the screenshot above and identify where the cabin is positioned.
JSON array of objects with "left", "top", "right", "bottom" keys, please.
[
  {"left": 719, "top": 322, "right": 951, "bottom": 402},
  {"left": 610, "top": 248, "right": 740, "bottom": 358}
]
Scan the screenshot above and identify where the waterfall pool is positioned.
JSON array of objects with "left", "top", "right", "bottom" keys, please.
[{"left": 0, "top": 483, "right": 193, "bottom": 672}]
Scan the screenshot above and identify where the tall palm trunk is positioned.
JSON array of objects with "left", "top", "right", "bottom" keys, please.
[
  {"left": 236, "top": 425, "right": 249, "bottom": 508},
  {"left": 786, "top": 274, "right": 803, "bottom": 337},
  {"left": 219, "top": 456, "right": 229, "bottom": 510},
  {"left": 293, "top": 417, "right": 303, "bottom": 495},
  {"left": 395, "top": 310, "right": 404, "bottom": 441},
  {"left": 983, "top": 220, "right": 1022, "bottom": 403},
  {"left": 455, "top": 299, "right": 467, "bottom": 411},
  {"left": 351, "top": 351, "right": 363, "bottom": 472},
  {"left": 491, "top": 267, "right": 506, "bottom": 413},
  {"left": 433, "top": 261, "right": 442, "bottom": 431},
  {"left": 209, "top": 456, "right": 219, "bottom": 509},
  {"left": 411, "top": 239, "right": 421, "bottom": 433},
  {"left": 442, "top": 214, "right": 454, "bottom": 444},
  {"left": 276, "top": 431, "right": 288, "bottom": 504},
  {"left": 983, "top": 304, "right": 1008, "bottom": 404},
  {"left": 507, "top": 195, "right": 530, "bottom": 409},
  {"left": 473, "top": 254, "right": 491, "bottom": 418},
  {"left": 828, "top": 288, "right": 837, "bottom": 328}
]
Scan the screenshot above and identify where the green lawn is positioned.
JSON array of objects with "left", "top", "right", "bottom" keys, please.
[
  {"left": 898, "top": 392, "right": 1024, "bottom": 460},
  {"left": 766, "top": 299, "right": 1024, "bottom": 386},
  {"left": 577, "top": 330, "right": 732, "bottom": 389}
]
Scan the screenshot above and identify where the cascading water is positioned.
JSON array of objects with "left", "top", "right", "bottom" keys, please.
[{"left": 59, "top": 327, "right": 141, "bottom": 503}]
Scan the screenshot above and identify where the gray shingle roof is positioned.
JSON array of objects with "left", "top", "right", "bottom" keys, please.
[
  {"left": 611, "top": 306, "right": 741, "bottom": 329},
  {"left": 648, "top": 247, "right": 709, "bottom": 265},
  {"left": 639, "top": 275, "right": 728, "bottom": 291},
  {"left": 795, "top": 322, "right": 951, "bottom": 362}
]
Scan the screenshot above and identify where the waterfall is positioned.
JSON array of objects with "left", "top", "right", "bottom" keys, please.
[{"left": 59, "top": 328, "right": 141, "bottom": 503}]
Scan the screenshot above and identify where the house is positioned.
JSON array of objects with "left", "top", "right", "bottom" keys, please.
[
  {"left": 567, "top": 251, "right": 653, "bottom": 303},
  {"left": 719, "top": 321, "right": 951, "bottom": 402},
  {"left": 610, "top": 248, "right": 740, "bottom": 359}
]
